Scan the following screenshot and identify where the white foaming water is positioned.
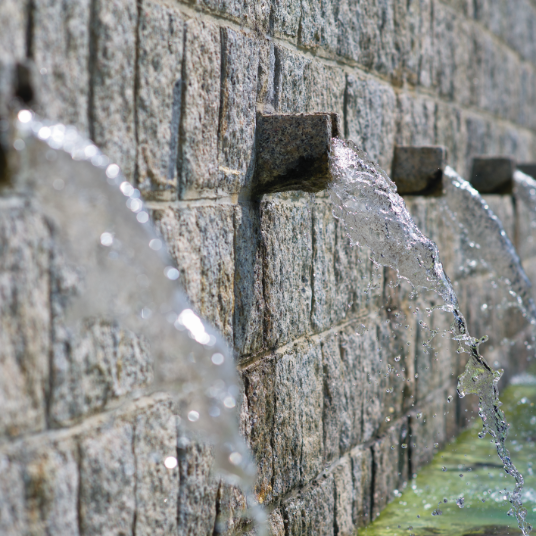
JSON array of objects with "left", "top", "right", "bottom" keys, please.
[
  {"left": 9, "top": 110, "right": 265, "bottom": 533},
  {"left": 329, "top": 138, "right": 532, "bottom": 535}
]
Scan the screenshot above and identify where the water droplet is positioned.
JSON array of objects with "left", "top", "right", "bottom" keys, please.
[
  {"left": 434, "top": 443, "right": 439, "bottom": 448},
  {"left": 447, "top": 395, "right": 453, "bottom": 403},
  {"left": 385, "top": 417, "right": 391, "bottom": 422},
  {"left": 456, "top": 497, "right": 464, "bottom": 508},
  {"left": 164, "top": 456, "right": 178, "bottom": 469},
  {"left": 229, "top": 452, "right": 242, "bottom": 465},
  {"left": 442, "top": 466, "right": 447, "bottom": 472},
  {"left": 137, "top": 211, "right": 149, "bottom": 223},
  {"left": 401, "top": 443, "right": 407, "bottom": 449},
  {"left": 149, "top": 239, "right": 162, "bottom": 251},
  {"left": 100, "top": 232, "right": 114, "bottom": 247},
  {"left": 18, "top": 110, "right": 32, "bottom": 123},
  {"left": 188, "top": 411, "right": 199, "bottom": 422},
  {"left": 211, "top": 353, "right": 224, "bottom": 365},
  {"left": 165, "top": 267, "right": 180, "bottom": 280},
  {"left": 416, "top": 412, "right": 423, "bottom": 419},
  {"left": 394, "top": 355, "right": 401, "bottom": 362},
  {"left": 431, "top": 509, "right": 442, "bottom": 516},
  {"left": 224, "top": 396, "right": 236, "bottom": 408},
  {"left": 106, "top": 164, "right": 120, "bottom": 179}
]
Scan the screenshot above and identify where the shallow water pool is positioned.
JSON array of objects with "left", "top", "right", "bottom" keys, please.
[{"left": 360, "top": 381, "right": 536, "bottom": 536}]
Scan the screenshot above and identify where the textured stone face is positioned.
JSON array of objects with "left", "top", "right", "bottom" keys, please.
[
  {"left": 32, "top": 0, "right": 91, "bottom": 132},
  {"left": 179, "top": 19, "right": 221, "bottom": 199},
  {"left": 0, "top": 202, "right": 50, "bottom": 437},
  {"left": 89, "top": 0, "right": 137, "bottom": 182},
  {"left": 79, "top": 419, "right": 136, "bottom": 535},
  {"left": 137, "top": 1, "right": 184, "bottom": 199}
]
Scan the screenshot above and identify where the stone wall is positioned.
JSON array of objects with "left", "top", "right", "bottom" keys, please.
[{"left": 1, "top": 0, "right": 536, "bottom": 535}]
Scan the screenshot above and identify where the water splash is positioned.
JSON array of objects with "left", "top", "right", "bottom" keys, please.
[
  {"left": 328, "top": 138, "right": 531, "bottom": 534},
  {"left": 8, "top": 110, "right": 265, "bottom": 533}
]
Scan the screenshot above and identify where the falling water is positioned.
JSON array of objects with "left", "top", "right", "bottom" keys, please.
[
  {"left": 328, "top": 138, "right": 532, "bottom": 534},
  {"left": 7, "top": 110, "right": 265, "bottom": 533}
]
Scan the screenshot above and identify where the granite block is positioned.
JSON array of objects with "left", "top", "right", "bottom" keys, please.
[
  {"left": 350, "top": 446, "right": 373, "bottom": 527},
  {"left": 0, "top": 450, "right": 26, "bottom": 535},
  {"left": 333, "top": 456, "right": 355, "bottom": 536},
  {"left": 273, "top": 46, "right": 310, "bottom": 113},
  {"left": 137, "top": 1, "right": 184, "bottom": 199}
]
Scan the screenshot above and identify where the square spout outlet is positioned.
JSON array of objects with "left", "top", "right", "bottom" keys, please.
[
  {"left": 252, "top": 112, "right": 342, "bottom": 196},
  {"left": 518, "top": 163, "right": 536, "bottom": 179},
  {"left": 470, "top": 156, "right": 515, "bottom": 193},
  {"left": 391, "top": 146, "right": 447, "bottom": 195}
]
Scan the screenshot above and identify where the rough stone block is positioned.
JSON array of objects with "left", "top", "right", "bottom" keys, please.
[
  {"left": 256, "top": 38, "right": 275, "bottom": 109},
  {"left": 177, "top": 435, "right": 218, "bottom": 536},
  {"left": 297, "top": 0, "right": 337, "bottom": 52},
  {"left": 391, "top": 146, "right": 447, "bottom": 195},
  {"left": 50, "top": 320, "right": 153, "bottom": 426},
  {"left": 321, "top": 333, "right": 353, "bottom": 462},
  {"left": 260, "top": 198, "right": 313, "bottom": 347},
  {"left": 333, "top": 457, "right": 354, "bottom": 536},
  {"left": 79, "top": 419, "right": 136, "bottom": 535},
  {"left": 194, "top": 0, "right": 270, "bottom": 32},
  {"left": 153, "top": 205, "right": 235, "bottom": 341},
  {"left": 345, "top": 75, "right": 397, "bottom": 171},
  {"left": 240, "top": 356, "right": 275, "bottom": 505},
  {"left": 372, "top": 420, "right": 408, "bottom": 519},
  {"left": 214, "top": 482, "right": 247, "bottom": 535},
  {"left": 471, "top": 156, "right": 515, "bottom": 193},
  {"left": 271, "top": 0, "right": 301, "bottom": 39},
  {"left": 21, "top": 438, "right": 79, "bottom": 535},
  {"left": 282, "top": 474, "right": 335, "bottom": 535},
  {"left": 137, "top": 1, "right": 184, "bottom": 200},
  {"left": 90, "top": 0, "right": 137, "bottom": 181},
  {"left": 273, "top": 47, "right": 310, "bottom": 113},
  {"left": 218, "top": 28, "right": 259, "bottom": 195},
  {"left": 179, "top": 19, "right": 221, "bottom": 198},
  {"left": 134, "top": 400, "right": 179, "bottom": 536},
  {"left": 32, "top": 0, "right": 91, "bottom": 132},
  {"left": 405, "top": 0, "right": 433, "bottom": 87},
  {"left": 396, "top": 93, "right": 436, "bottom": 149},
  {"left": 357, "top": 0, "right": 406, "bottom": 82},
  {"left": 435, "top": 102, "right": 466, "bottom": 178},
  {"left": 272, "top": 340, "right": 323, "bottom": 495},
  {"left": 0, "top": 202, "right": 50, "bottom": 437},
  {"left": 334, "top": 0, "right": 361, "bottom": 62},
  {"left": 0, "top": 450, "right": 26, "bottom": 535},
  {"left": 234, "top": 205, "right": 264, "bottom": 356},
  {"left": 0, "top": 1, "right": 25, "bottom": 63},
  {"left": 350, "top": 446, "right": 373, "bottom": 528}
]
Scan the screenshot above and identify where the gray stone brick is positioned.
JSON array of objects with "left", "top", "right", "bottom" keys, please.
[
  {"left": 282, "top": 474, "right": 335, "bottom": 535},
  {"left": 269, "top": 508, "right": 285, "bottom": 535},
  {"left": 260, "top": 198, "right": 313, "bottom": 347},
  {"left": 22, "top": 438, "right": 80, "bottom": 536},
  {"left": 273, "top": 47, "right": 309, "bottom": 113},
  {"left": 0, "top": 202, "right": 50, "bottom": 437},
  {"left": 153, "top": 205, "right": 235, "bottom": 341},
  {"left": 0, "top": 0, "right": 25, "bottom": 63},
  {"left": 177, "top": 436, "right": 218, "bottom": 536},
  {"left": 79, "top": 419, "right": 136, "bottom": 536},
  {"left": 240, "top": 356, "right": 275, "bottom": 505},
  {"left": 298, "top": 0, "right": 337, "bottom": 53},
  {"left": 271, "top": 0, "right": 301, "bottom": 39},
  {"left": 405, "top": 0, "right": 433, "bottom": 87},
  {"left": 372, "top": 420, "right": 408, "bottom": 519},
  {"left": 32, "top": 0, "right": 91, "bottom": 132},
  {"left": 256, "top": 38, "right": 276, "bottom": 109},
  {"left": 272, "top": 340, "right": 323, "bottom": 496},
  {"left": 90, "top": 0, "right": 137, "bottom": 181},
  {"left": 322, "top": 332, "right": 353, "bottom": 462},
  {"left": 350, "top": 446, "right": 373, "bottom": 527},
  {"left": 137, "top": 1, "right": 184, "bottom": 200},
  {"left": 193, "top": 0, "right": 270, "bottom": 32},
  {"left": 333, "top": 457, "right": 354, "bottom": 536},
  {"left": 435, "top": 102, "right": 466, "bottom": 177},
  {"left": 335, "top": 0, "right": 361, "bottom": 62},
  {"left": 50, "top": 320, "right": 153, "bottom": 426},
  {"left": 134, "top": 400, "right": 179, "bottom": 536},
  {"left": 345, "top": 74, "right": 397, "bottom": 171},
  {"left": 218, "top": 28, "right": 259, "bottom": 195},
  {"left": 179, "top": 19, "right": 221, "bottom": 198},
  {"left": 214, "top": 482, "right": 246, "bottom": 535},
  {"left": 234, "top": 204, "right": 264, "bottom": 356},
  {"left": 304, "top": 61, "right": 346, "bottom": 116},
  {"left": 396, "top": 93, "right": 436, "bottom": 148},
  {"left": 0, "top": 451, "right": 26, "bottom": 536}
]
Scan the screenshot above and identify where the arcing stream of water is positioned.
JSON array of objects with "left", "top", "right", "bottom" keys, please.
[
  {"left": 328, "top": 138, "right": 533, "bottom": 535},
  {"left": 6, "top": 110, "right": 265, "bottom": 531}
]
